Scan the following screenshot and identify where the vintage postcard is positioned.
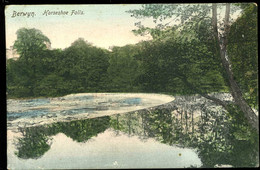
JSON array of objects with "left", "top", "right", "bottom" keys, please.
[{"left": 6, "top": 3, "right": 258, "bottom": 169}]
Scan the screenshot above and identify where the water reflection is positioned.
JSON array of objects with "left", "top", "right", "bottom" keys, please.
[
  {"left": 14, "top": 116, "right": 110, "bottom": 159},
  {"left": 8, "top": 95, "right": 259, "bottom": 168}
]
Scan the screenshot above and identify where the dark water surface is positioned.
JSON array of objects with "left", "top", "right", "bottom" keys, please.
[{"left": 7, "top": 93, "right": 259, "bottom": 169}]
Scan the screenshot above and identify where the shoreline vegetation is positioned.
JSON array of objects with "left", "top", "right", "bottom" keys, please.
[
  {"left": 6, "top": 4, "right": 258, "bottom": 131},
  {"left": 6, "top": 3, "right": 258, "bottom": 168}
]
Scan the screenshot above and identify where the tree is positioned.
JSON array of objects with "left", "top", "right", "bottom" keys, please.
[
  {"left": 135, "top": 28, "right": 227, "bottom": 94},
  {"left": 128, "top": 3, "right": 258, "bottom": 132},
  {"left": 11, "top": 28, "right": 51, "bottom": 96},
  {"left": 6, "top": 59, "right": 32, "bottom": 97},
  {"left": 211, "top": 3, "right": 258, "bottom": 132},
  {"left": 13, "top": 28, "right": 50, "bottom": 62},
  {"left": 60, "top": 38, "right": 110, "bottom": 93},
  {"left": 7, "top": 34, "right": 111, "bottom": 98},
  {"left": 227, "top": 4, "right": 258, "bottom": 109},
  {"left": 107, "top": 45, "right": 141, "bottom": 92}
]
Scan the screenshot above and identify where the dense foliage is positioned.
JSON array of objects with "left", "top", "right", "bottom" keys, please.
[
  {"left": 227, "top": 4, "right": 258, "bottom": 109},
  {"left": 6, "top": 27, "right": 227, "bottom": 98},
  {"left": 7, "top": 35, "right": 110, "bottom": 98},
  {"left": 6, "top": 4, "right": 257, "bottom": 109},
  {"left": 127, "top": 3, "right": 259, "bottom": 133}
]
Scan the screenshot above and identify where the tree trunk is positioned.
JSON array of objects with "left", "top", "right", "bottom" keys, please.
[{"left": 212, "top": 3, "right": 259, "bottom": 133}]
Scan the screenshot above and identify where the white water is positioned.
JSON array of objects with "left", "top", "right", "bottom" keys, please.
[{"left": 7, "top": 93, "right": 175, "bottom": 129}]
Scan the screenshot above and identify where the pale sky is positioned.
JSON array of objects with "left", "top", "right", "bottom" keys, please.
[
  {"left": 5, "top": 5, "right": 153, "bottom": 50},
  {"left": 5, "top": 4, "right": 242, "bottom": 51}
]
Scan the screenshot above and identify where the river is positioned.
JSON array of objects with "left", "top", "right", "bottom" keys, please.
[{"left": 7, "top": 93, "right": 259, "bottom": 168}]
